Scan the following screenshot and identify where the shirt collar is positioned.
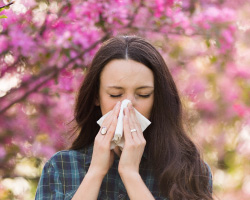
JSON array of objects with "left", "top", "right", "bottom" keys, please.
[{"left": 84, "top": 143, "right": 148, "bottom": 165}]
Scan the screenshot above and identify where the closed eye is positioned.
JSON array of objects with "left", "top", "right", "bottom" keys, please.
[
  {"left": 109, "top": 94, "right": 151, "bottom": 98},
  {"left": 110, "top": 94, "right": 122, "bottom": 98},
  {"left": 138, "top": 94, "right": 151, "bottom": 98}
]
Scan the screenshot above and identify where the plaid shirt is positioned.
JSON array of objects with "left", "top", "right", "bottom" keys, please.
[{"left": 35, "top": 144, "right": 212, "bottom": 200}]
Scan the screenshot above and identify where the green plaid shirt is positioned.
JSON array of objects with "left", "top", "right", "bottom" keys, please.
[{"left": 35, "top": 144, "right": 212, "bottom": 200}]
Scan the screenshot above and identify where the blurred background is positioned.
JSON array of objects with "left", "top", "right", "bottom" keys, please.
[{"left": 0, "top": 0, "right": 250, "bottom": 199}]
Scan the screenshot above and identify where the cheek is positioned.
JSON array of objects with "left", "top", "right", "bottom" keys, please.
[
  {"left": 100, "top": 97, "right": 117, "bottom": 115},
  {"left": 135, "top": 99, "right": 154, "bottom": 119}
]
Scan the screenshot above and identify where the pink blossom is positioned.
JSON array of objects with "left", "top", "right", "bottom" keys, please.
[
  {"left": 221, "top": 29, "right": 234, "bottom": 44},
  {"left": 183, "top": 78, "right": 207, "bottom": 100},
  {"left": 28, "top": 93, "right": 44, "bottom": 104},
  {"left": 195, "top": 100, "right": 218, "bottom": 115},
  {"left": 21, "top": 74, "right": 32, "bottom": 82},
  {"left": 226, "top": 64, "right": 250, "bottom": 79},
  {"left": 218, "top": 77, "right": 240, "bottom": 102},
  {"left": 0, "top": 1, "right": 250, "bottom": 197},
  {"left": 0, "top": 145, "right": 6, "bottom": 159},
  {"left": 16, "top": 0, "right": 37, "bottom": 8},
  {"left": 102, "top": 1, "right": 130, "bottom": 26},
  {"left": 219, "top": 26, "right": 236, "bottom": 53},
  {"left": 233, "top": 104, "right": 245, "bottom": 117},
  {"left": 0, "top": 64, "right": 8, "bottom": 78},
  {"left": 171, "top": 11, "right": 191, "bottom": 30},
  {"left": 55, "top": 30, "right": 71, "bottom": 49},
  {"left": 193, "top": 7, "right": 236, "bottom": 30},
  {"left": 0, "top": 9, "right": 18, "bottom": 29},
  {"left": 0, "top": 35, "right": 8, "bottom": 53},
  {"left": 154, "top": 0, "right": 174, "bottom": 17},
  {"left": 8, "top": 26, "right": 36, "bottom": 57},
  {"left": 32, "top": 142, "right": 56, "bottom": 158},
  {"left": 203, "top": 7, "right": 235, "bottom": 23},
  {"left": 133, "top": 7, "right": 152, "bottom": 28},
  {"left": 58, "top": 70, "right": 74, "bottom": 92}
]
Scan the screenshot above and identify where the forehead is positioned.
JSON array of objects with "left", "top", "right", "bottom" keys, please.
[{"left": 100, "top": 59, "right": 154, "bottom": 87}]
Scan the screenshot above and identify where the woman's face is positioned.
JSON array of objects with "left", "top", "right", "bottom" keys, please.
[{"left": 97, "top": 59, "right": 154, "bottom": 119}]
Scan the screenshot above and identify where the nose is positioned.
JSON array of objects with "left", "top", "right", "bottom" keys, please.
[{"left": 125, "top": 94, "right": 135, "bottom": 106}]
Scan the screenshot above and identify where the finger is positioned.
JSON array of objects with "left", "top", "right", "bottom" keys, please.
[
  {"left": 128, "top": 108, "right": 141, "bottom": 143},
  {"left": 123, "top": 107, "right": 133, "bottom": 143},
  {"left": 99, "top": 101, "right": 120, "bottom": 136},
  {"left": 104, "top": 113, "right": 119, "bottom": 142},
  {"left": 128, "top": 104, "right": 144, "bottom": 141},
  {"left": 101, "top": 109, "right": 115, "bottom": 128},
  {"left": 99, "top": 113, "right": 113, "bottom": 136},
  {"left": 128, "top": 104, "right": 142, "bottom": 132},
  {"left": 113, "top": 101, "right": 121, "bottom": 117},
  {"left": 103, "top": 101, "right": 120, "bottom": 141}
]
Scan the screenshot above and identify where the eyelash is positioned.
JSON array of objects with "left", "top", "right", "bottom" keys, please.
[{"left": 110, "top": 94, "right": 151, "bottom": 98}]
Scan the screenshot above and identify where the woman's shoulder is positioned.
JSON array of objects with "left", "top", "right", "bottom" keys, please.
[
  {"left": 45, "top": 144, "right": 93, "bottom": 169},
  {"left": 203, "top": 161, "right": 212, "bottom": 179},
  {"left": 202, "top": 161, "right": 213, "bottom": 192}
]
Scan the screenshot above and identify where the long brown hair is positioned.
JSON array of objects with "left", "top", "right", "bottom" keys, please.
[{"left": 70, "top": 36, "right": 213, "bottom": 200}]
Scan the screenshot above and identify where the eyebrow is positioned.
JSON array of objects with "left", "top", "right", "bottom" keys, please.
[{"left": 107, "top": 86, "right": 154, "bottom": 89}]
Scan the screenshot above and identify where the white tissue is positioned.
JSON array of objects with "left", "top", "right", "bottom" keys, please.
[{"left": 97, "top": 99, "right": 151, "bottom": 150}]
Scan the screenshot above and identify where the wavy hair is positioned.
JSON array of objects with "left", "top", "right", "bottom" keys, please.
[{"left": 70, "top": 36, "right": 213, "bottom": 200}]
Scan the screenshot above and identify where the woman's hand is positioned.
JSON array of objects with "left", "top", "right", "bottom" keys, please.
[
  {"left": 88, "top": 101, "right": 121, "bottom": 178},
  {"left": 118, "top": 103, "right": 146, "bottom": 175}
]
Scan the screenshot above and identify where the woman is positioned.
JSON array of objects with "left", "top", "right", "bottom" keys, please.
[{"left": 35, "top": 36, "right": 213, "bottom": 200}]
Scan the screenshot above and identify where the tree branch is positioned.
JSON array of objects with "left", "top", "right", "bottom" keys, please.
[
  {"left": 0, "top": 2, "right": 14, "bottom": 10},
  {"left": 0, "top": 34, "right": 110, "bottom": 114}
]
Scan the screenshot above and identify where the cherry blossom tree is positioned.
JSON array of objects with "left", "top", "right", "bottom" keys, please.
[{"left": 0, "top": 0, "right": 250, "bottom": 199}]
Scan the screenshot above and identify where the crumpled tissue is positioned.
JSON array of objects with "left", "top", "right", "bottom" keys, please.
[{"left": 97, "top": 99, "right": 151, "bottom": 150}]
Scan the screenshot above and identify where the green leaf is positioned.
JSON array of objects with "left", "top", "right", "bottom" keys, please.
[
  {"left": 54, "top": 77, "right": 59, "bottom": 84},
  {"left": 0, "top": 15, "right": 7, "bottom": 19},
  {"left": 4, "top": 5, "right": 11, "bottom": 10},
  {"left": 64, "top": 49, "right": 70, "bottom": 58},
  {"left": 41, "top": 87, "right": 50, "bottom": 94},
  {"left": 205, "top": 39, "right": 211, "bottom": 48},
  {"left": 0, "top": 2, "right": 14, "bottom": 11},
  {"left": 215, "top": 39, "right": 221, "bottom": 48},
  {"left": 55, "top": 92, "right": 60, "bottom": 98},
  {"left": 209, "top": 55, "right": 217, "bottom": 64}
]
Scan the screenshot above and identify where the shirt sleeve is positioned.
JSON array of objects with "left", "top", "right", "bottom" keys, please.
[
  {"left": 35, "top": 160, "right": 64, "bottom": 200},
  {"left": 205, "top": 162, "right": 213, "bottom": 193}
]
